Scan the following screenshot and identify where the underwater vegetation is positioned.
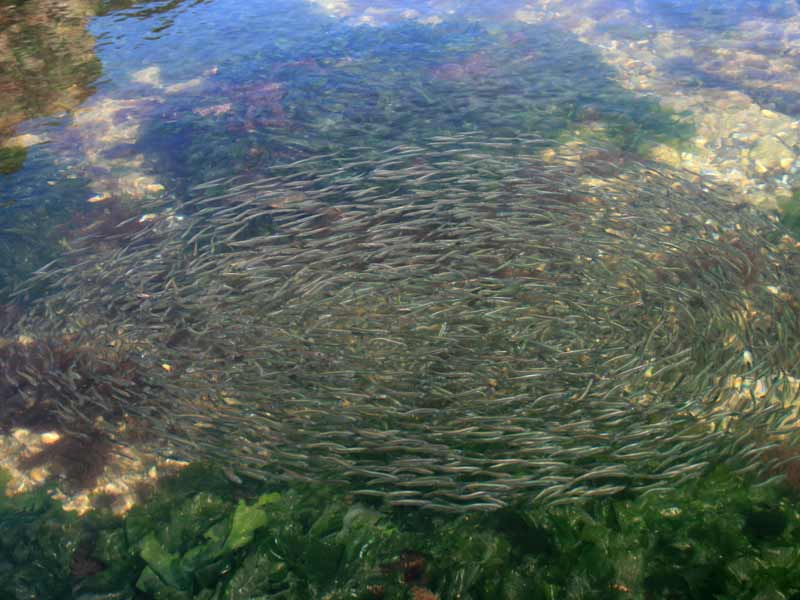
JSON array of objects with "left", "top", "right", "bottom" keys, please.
[
  {"left": 3, "top": 462, "right": 800, "bottom": 599},
  {"left": 0, "top": 146, "right": 26, "bottom": 175},
  {"left": 9, "top": 133, "right": 800, "bottom": 512},
  {"left": 779, "top": 186, "right": 800, "bottom": 237},
  {"left": 0, "top": 331, "right": 154, "bottom": 435}
]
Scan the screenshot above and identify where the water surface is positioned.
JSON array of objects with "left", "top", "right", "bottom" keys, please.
[
  {"left": 2, "top": 1, "right": 798, "bottom": 293},
  {"left": 2, "top": 1, "right": 800, "bottom": 598}
]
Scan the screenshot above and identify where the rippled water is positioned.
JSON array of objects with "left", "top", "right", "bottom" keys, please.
[{"left": 2, "top": 0, "right": 798, "bottom": 297}]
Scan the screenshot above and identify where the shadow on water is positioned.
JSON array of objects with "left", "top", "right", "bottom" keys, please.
[
  {"left": 95, "top": 0, "right": 211, "bottom": 40},
  {"left": 0, "top": 0, "right": 697, "bottom": 303},
  {"left": 97, "top": 0, "right": 208, "bottom": 19},
  {"left": 129, "top": 11, "right": 693, "bottom": 195},
  {"left": 0, "top": 0, "right": 208, "bottom": 145}
]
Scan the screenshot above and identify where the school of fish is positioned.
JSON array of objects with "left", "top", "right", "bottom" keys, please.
[{"left": 5, "top": 132, "right": 800, "bottom": 511}]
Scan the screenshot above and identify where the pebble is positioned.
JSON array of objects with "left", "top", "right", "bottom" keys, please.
[
  {"left": 87, "top": 192, "right": 111, "bottom": 203},
  {"left": 112, "top": 495, "right": 136, "bottom": 515},
  {"left": 40, "top": 432, "right": 61, "bottom": 445},
  {"left": 2, "top": 134, "right": 46, "bottom": 148},
  {"left": 103, "top": 481, "right": 129, "bottom": 496},
  {"left": 16, "top": 335, "right": 34, "bottom": 346},
  {"left": 29, "top": 467, "right": 48, "bottom": 483},
  {"left": 64, "top": 495, "right": 92, "bottom": 514},
  {"left": 11, "top": 429, "right": 31, "bottom": 444}
]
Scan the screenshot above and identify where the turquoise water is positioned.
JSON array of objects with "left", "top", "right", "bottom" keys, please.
[{"left": 2, "top": 1, "right": 800, "bottom": 598}]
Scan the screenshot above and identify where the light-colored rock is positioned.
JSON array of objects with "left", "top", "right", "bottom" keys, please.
[
  {"left": 751, "top": 136, "right": 795, "bottom": 170},
  {"left": 63, "top": 494, "right": 92, "bottom": 515},
  {"left": 103, "top": 481, "right": 129, "bottom": 496},
  {"left": 87, "top": 192, "right": 111, "bottom": 203},
  {"left": 2, "top": 133, "right": 46, "bottom": 148},
  {"left": 165, "top": 77, "right": 204, "bottom": 94},
  {"left": 40, "top": 432, "right": 61, "bottom": 445},
  {"left": 11, "top": 428, "right": 32, "bottom": 444},
  {"left": 29, "top": 467, "right": 48, "bottom": 483},
  {"left": 308, "top": 0, "right": 352, "bottom": 17},
  {"left": 419, "top": 16, "right": 443, "bottom": 25},
  {"left": 131, "top": 65, "right": 162, "bottom": 87},
  {"left": 649, "top": 144, "right": 682, "bottom": 168},
  {"left": 15, "top": 335, "right": 34, "bottom": 346},
  {"left": 514, "top": 6, "right": 542, "bottom": 24},
  {"left": 112, "top": 495, "right": 136, "bottom": 515}
]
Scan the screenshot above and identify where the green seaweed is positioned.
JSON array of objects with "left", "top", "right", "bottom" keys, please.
[
  {"left": 2, "top": 462, "right": 800, "bottom": 599},
  {"left": 0, "top": 146, "right": 26, "bottom": 175},
  {"left": 778, "top": 187, "right": 800, "bottom": 237}
]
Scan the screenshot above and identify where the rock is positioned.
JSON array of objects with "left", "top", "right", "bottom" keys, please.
[
  {"left": 2, "top": 134, "right": 46, "bottom": 148},
  {"left": 649, "top": 143, "right": 682, "bottom": 168},
  {"left": 751, "top": 136, "right": 795, "bottom": 171},
  {"left": 131, "top": 66, "right": 162, "bottom": 87},
  {"left": 40, "top": 432, "right": 61, "bottom": 445}
]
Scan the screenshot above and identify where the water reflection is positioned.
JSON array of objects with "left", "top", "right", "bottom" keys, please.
[
  {"left": 0, "top": 0, "right": 204, "bottom": 295},
  {"left": 96, "top": 0, "right": 209, "bottom": 35},
  {"left": 0, "top": 0, "right": 102, "bottom": 144}
]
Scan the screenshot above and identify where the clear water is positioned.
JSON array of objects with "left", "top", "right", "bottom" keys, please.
[
  {"left": 2, "top": 0, "right": 800, "bottom": 597},
  {"left": 3, "top": 0, "right": 798, "bottom": 294}
]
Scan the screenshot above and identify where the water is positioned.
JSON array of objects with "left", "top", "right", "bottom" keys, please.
[
  {"left": 2, "top": 0, "right": 798, "bottom": 297},
  {"left": 2, "top": 1, "right": 800, "bottom": 598}
]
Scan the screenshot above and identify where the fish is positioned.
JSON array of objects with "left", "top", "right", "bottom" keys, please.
[{"left": 10, "top": 132, "right": 800, "bottom": 511}]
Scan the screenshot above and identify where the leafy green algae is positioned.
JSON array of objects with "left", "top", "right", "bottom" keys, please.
[
  {"left": 0, "top": 146, "right": 26, "bottom": 175},
  {"left": 2, "top": 463, "right": 800, "bottom": 599},
  {"left": 779, "top": 187, "right": 800, "bottom": 238}
]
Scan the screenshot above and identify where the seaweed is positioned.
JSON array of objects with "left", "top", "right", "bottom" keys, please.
[
  {"left": 779, "top": 187, "right": 800, "bottom": 237},
  {"left": 3, "top": 462, "right": 800, "bottom": 599},
  {"left": 0, "top": 146, "right": 26, "bottom": 175}
]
